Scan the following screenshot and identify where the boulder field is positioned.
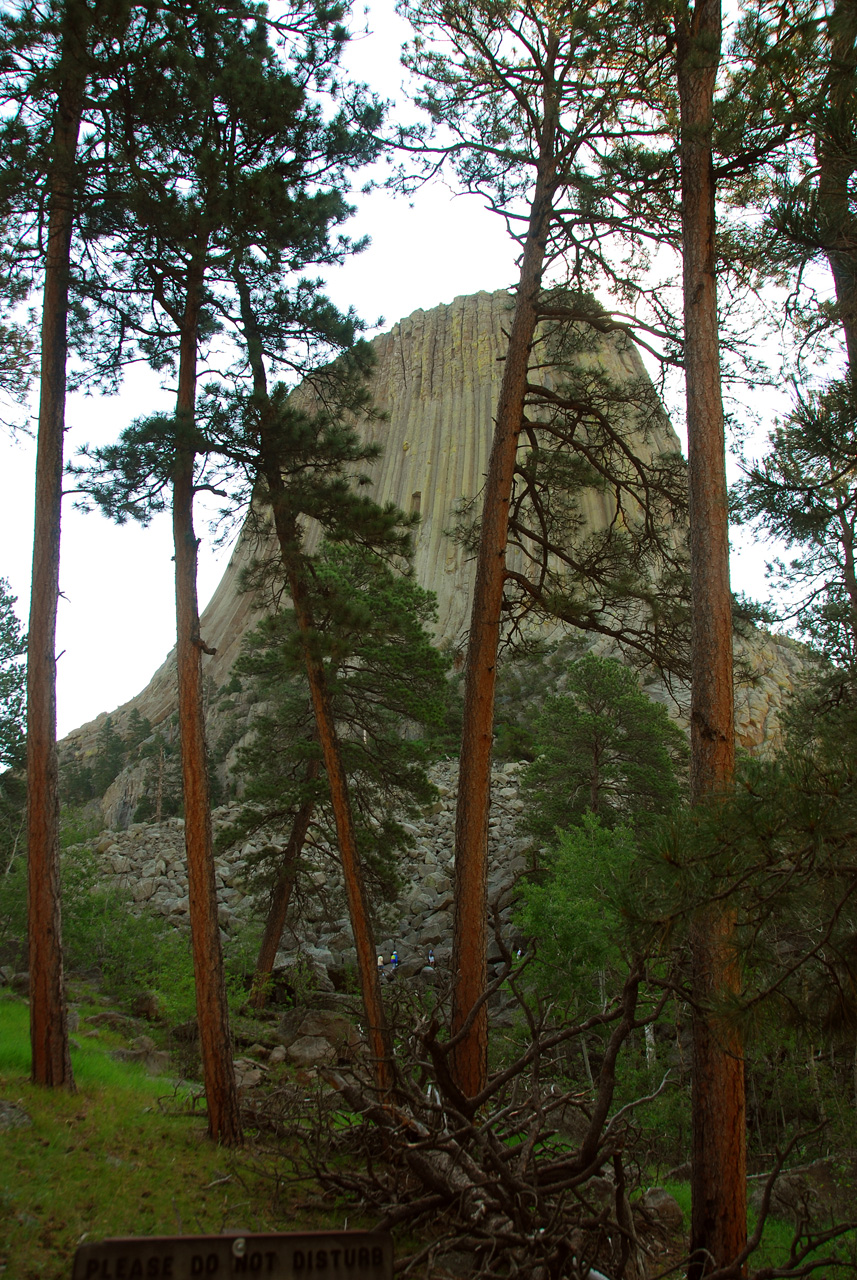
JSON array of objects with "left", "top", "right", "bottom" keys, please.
[{"left": 84, "top": 758, "right": 530, "bottom": 991}]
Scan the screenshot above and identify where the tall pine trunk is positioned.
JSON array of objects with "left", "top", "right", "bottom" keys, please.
[
  {"left": 173, "top": 251, "right": 242, "bottom": 1145},
  {"left": 272, "top": 542, "right": 393, "bottom": 1093},
  {"left": 677, "top": 2, "right": 746, "bottom": 1274},
  {"left": 236, "top": 277, "right": 392, "bottom": 1091},
  {"left": 450, "top": 78, "right": 558, "bottom": 1101},
  {"left": 249, "top": 761, "right": 319, "bottom": 1010},
  {"left": 27, "top": 0, "right": 90, "bottom": 1091},
  {"left": 817, "top": 0, "right": 857, "bottom": 371}
]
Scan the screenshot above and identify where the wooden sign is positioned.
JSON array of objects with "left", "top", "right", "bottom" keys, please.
[{"left": 72, "top": 1231, "right": 393, "bottom": 1280}]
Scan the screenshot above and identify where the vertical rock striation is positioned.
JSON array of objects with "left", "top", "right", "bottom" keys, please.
[{"left": 61, "top": 290, "right": 805, "bottom": 792}]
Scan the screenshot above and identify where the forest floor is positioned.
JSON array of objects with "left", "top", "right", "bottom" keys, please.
[
  {"left": 0, "top": 982, "right": 377, "bottom": 1280},
  {"left": 2, "top": 980, "right": 855, "bottom": 1280}
]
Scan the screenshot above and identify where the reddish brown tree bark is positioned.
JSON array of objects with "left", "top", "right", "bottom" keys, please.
[
  {"left": 27, "top": 0, "right": 91, "bottom": 1091},
  {"left": 677, "top": 2, "right": 746, "bottom": 1273},
  {"left": 450, "top": 83, "right": 558, "bottom": 1101},
  {"left": 816, "top": 0, "right": 857, "bottom": 371},
  {"left": 274, "top": 546, "right": 393, "bottom": 1094},
  {"left": 173, "top": 249, "right": 242, "bottom": 1145},
  {"left": 249, "top": 762, "right": 319, "bottom": 1010},
  {"left": 236, "top": 278, "right": 392, "bottom": 1092}
]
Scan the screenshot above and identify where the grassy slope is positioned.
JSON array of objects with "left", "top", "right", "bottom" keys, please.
[
  {"left": 0, "top": 995, "right": 343, "bottom": 1280},
  {"left": 4, "top": 989, "right": 854, "bottom": 1280},
  {"left": 661, "top": 1179, "right": 857, "bottom": 1274}
]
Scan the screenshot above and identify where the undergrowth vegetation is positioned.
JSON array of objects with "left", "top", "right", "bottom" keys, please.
[
  {"left": 0, "top": 807, "right": 261, "bottom": 1023},
  {"left": 0, "top": 994, "right": 359, "bottom": 1280},
  {"left": 4, "top": 656, "right": 857, "bottom": 1277}
]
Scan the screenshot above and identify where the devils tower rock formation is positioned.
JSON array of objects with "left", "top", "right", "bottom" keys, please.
[{"left": 61, "top": 290, "right": 806, "bottom": 818}]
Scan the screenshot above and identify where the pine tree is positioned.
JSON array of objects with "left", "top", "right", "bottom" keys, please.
[
  {"left": 123, "top": 708, "right": 151, "bottom": 754},
  {"left": 76, "top": 0, "right": 387, "bottom": 1108},
  {"left": 0, "top": 0, "right": 135, "bottom": 1092},
  {"left": 0, "top": 578, "right": 26, "bottom": 772},
  {"left": 518, "top": 815, "right": 636, "bottom": 1010},
  {"left": 736, "top": 375, "right": 857, "bottom": 673},
  {"left": 678, "top": 1, "right": 857, "bottom": 1255},
  {"left": 75, "top": 0, "right": 347, "bottom": 1143},
  {"left": 0, "top": 578, "right": 26, "bottom": 874},
  {"left": 220, "top": 272, "right": 411, "bottom": 1094},
  {"left": 731, "top": 0, "right": 857, "bottom": 369},
  {"left": 398, "top": 0, "right": 688, "bottom": 1101},
  {"left": 89, "top": 716, "right": 125, "bottom": 796},
  {"left": 730, "top": 0, "right": 857, "bottom": 701},
  {"left": 21, "top": 0, "right": 89, "bottom": 1091},
  {"left": 223, "top": 541, "right": 448, "bottom": 1007},
  {"left": 498, "top": 295, "right": 689, "bottom": 664},
  {"left": 672, "top": 0, "right": 749, "bottom": 1268},
  {"left": 89, "top": 3, "right": 298, "bottom": 1142},
  {"left": 520, "top": 652, "right": 687, "bottom": 842}
]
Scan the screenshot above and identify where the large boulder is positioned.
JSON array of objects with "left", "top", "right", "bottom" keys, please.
[{"left": 286, "top": 1035, "right": 337, "bottom": 1069}]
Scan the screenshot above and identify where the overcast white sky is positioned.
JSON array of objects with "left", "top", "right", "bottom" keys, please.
[{"left": 0, "top": 0, "right": 784, "bottom": 740}]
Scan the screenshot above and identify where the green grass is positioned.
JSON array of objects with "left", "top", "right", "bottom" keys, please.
[
  {"left": 6, "top": 988, "right": 853, "bottom": 1280},
  {"left": 660, "top": 1180, "right": 857, "bottom": 1275},
  {"left": 0, "top": 995, "right": 348, "bottom": 1280},
  {"left": 0, "top": 996, "right": 163, "bottom": 1091}
]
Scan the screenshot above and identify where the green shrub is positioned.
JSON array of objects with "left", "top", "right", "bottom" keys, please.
[{"left": 60, "top": 805, "right": 104, "bottom": 848}]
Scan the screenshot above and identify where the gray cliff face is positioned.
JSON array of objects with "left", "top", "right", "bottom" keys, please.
[{"left": 60, "top": 290, "right": 807, "bottom": 822}]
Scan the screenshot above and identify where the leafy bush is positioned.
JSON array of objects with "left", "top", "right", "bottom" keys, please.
[
  {"left": 61, "top": 842, "right": 189, "bottom": 1001},
  {"left": 1, "top": 817, "right": 193, "bottom": 1013}
]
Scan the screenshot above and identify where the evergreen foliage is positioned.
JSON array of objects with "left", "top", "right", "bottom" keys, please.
[
  {"left": 397, "top": 0, "right": 666, "bottom": 301},
  {"left": 131, "top": 726, "right": 184, "bottom": 823},
  {"left": 57, "top": 710, "right": 181, "bottom": 815},
  {"left": 514, "top": 702, "right": 857, "bottom": 1166},
  {"left": 124, "top": 709, "right": 152, "bottom": 754},
  {"left": 0, "top": 0, "right": 139, "bottom": 395},
  {"left": 221, "top": 541, "right": 449, "bottom": 912},
  {"left": 65, "top": 0, "right": 373, "bottom": 376},
  {"left": 735, "top": 375, "right": 857, "bottom": 670},
  {"left": 492, "top": 636, "right": 587, "bottom": 762},
  {"left": 627, "top": 732, "right": 857, "bottom": 1057},
  {"left": 447, "top": 299, "right": 691, "bottom": 672},
  {"left": 519, "top": 651, "right": 687, "bottom": 842},
  {"left": 0, "top": 577, "right": 26, "bottom": 773},
  {"left": 518, "top": 815, "right": 635, "bottom": 1009},
  {"left": 68, "top": 0, "right": 385, "bottom": 552},
  {"left": 504, "top": 295, "right": 690, "bottom": 671},
  {"left": 726, "top": 0, "right": 857, "bottom": 370},
  {"left": 89, "top": 717, "right": 124, "bottom": 797},
  {"left": 0, "top": 577, "right": 26, "bottom": 869}
]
